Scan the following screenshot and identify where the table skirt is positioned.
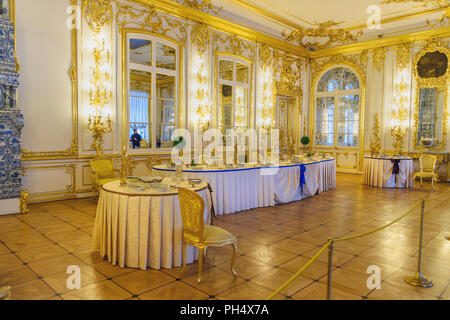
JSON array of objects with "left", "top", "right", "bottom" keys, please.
[
  {"left": 363, "top": 158, "right": 413, "bottom": 188},
  {"left": 93, "top": 188, "right": 210, "bottom": 270},
  {"left": 156, "top": 160, "right": 336, "bottom": 215}
]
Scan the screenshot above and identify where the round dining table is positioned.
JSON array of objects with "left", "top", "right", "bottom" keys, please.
[
  {"left": 363, "top": 156, "right": 414, "bottom": 188},
  {"left": 93, "top": 179, "right": 210, "bottom": 270}
]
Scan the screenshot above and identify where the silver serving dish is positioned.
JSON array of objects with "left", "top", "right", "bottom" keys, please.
[{"left": 187, "top": 178, "right": 203, "bottom": 188}]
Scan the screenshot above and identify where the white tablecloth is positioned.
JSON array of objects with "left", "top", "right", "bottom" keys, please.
[
  {"left": 363, "top": 157, "right": 414, "bottom": 188},
  {"left": 154, "top": 159, "right": 336, "bottom": 215},
  {"left": 93, "top": 180, "right": 210, "bottom": 270}
]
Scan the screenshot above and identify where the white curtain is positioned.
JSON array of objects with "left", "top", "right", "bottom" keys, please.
[{"left": 129, "top": 90, "right": 150, "bottom": 141}]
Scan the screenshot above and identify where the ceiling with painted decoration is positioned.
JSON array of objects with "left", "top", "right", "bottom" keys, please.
[{"left": 204, "top": 0, "right": 449, "bottom": 50}]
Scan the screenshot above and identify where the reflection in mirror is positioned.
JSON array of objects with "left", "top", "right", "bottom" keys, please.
[
  {"left": 417, "top": 87, "right": 445, "bottom": 147},
  {"left": 129, "top": 70, "right": 152, "bottom": 149},
  {"left": 236, "top": 62, "right": 249, "bottom": 84},
  {"left": 130, "top": 39, "right": 151, "bottom": 67},
  {"left": 417, "top": 51, "right": 448, "bottom": 78},
  {"left": 235, "top": 86, "right": 248, "bottom": 129},
  {"left": 156, "top": 42, "right": 176, "bottom": 70},
  {"left": 219, "top": 84, "right": 233, "bottom": 134},
  {"left": 156, "top": 74, "right": 176, "bottom": 148},
  {"left": 219, "top": 60, "right": 233, "bottom": 81}
]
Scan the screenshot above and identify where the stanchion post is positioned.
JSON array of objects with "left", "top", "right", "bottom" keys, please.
[
  {"left": 327, "top": 238, "right": 335, "bottom": 300},
  {"left": 404, "top": 199, "right": 433, "bottom": 288}
]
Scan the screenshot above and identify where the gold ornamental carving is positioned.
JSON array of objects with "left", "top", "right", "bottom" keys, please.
[
  {"left": 370, "top": 114, "right": 382, "bottom": 156},
  {"left": 380, "top": 0, "right": 449, "bottom": 26},
  {"left": 311, "top": 51, "right": 368, "bottom": 85},
  {"left": 273, "top": 50, "right": 303, "bottom": 97},
  {"left": 213, "top": 32, "right": 255, "bottom": 59},
  {"left": 282, "top": 20, "right": 363, "bottom": 50},
  {"left": 191, "top": 22, "right": 210, "bottom": 54},
  {"left": 20, "top": 190, "right": 30, "bottom": 214},
  {"left": 174, "top": 0, "right": 222, "bottom": 14},
  {"left": 116, "top": 1, "right": 187, "bottom": 43},
  {"left": 396, "top": 42, "right": 412, "bottom": 69},
  {"left": 259, "top": 43, "right": 272, "bottom": 69},
  {"left": 81, "top": 0, "right": 113, "bottom": 33},
  {"left": 372, "top": 47, "right": 386, "bottom": 72}
]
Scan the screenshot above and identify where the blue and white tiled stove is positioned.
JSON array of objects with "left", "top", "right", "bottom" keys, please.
[{"left": 0, "top": 4, "right": 24, "bottom": 215}]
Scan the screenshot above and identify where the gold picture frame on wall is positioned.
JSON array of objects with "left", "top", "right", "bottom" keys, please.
[{"left": 413, "top": 38, "right": 449, "bottom": 152}]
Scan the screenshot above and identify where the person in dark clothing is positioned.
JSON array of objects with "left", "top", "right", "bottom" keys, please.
[{"left": 130, "top": 129, "right": 142, "bottom": 149}]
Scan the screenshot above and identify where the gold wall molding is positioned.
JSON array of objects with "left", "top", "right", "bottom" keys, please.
[
  {"left": 191, "top": 22, "right": 211, "bottom": 131},
  {"left": 128, "top": 0, "right": 310, "bottom": 57},
  {"left": 191, "top": 22, "right": 210, "bottom": 54},
  {"left": 380, "top": 0, "right": 449, "bottom": 26},
  {"left": 82, "top": 0, "right": 114, "bottom": 33},
  {"left": 412, "top": 37, "right": 449, "bottom": 152},
  {"left": 173, "top": 0, "right": 221, "bottom": 14},
  {"left": 273, "top": 49, "right": 303, "bottom": 97},
  {"left": 372, "top": 47, "right": 387, "bottom": 72},
  {"left": 212, "top": 32, "right": 256, "bottom": 60},
  {"left": 21, "top": 0, "right": 79, "bottom": 161},
  {"left": 282, "top": 20, "right": 363, "bottom": 50},
  {"left": 311, "top": 51, "right": 368, "bottom": 85},
  {"left": 310, "top": 26, "right": 450, "bottom": 58},
  {"left": 390, "top": 42, "right": 412, "bottom": 154},
  {"left": 396, "top": 42, "right": 412, "bottom": 69},
  {"left": 370, "top": 114, "right": 382, "bottom": 156},
  {"left": 116, "top": 1, "right": 187, "bottom": 44},
  {"left": 22, "top": 164, "right": 77, "bottom": 203}
]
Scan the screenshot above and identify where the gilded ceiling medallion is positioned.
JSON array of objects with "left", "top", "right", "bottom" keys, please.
[
  {"left": 282, "top": 20, "right": 363, "bottom": 50},
  {"left": 173, "top": 0, "right": 222, "bottom": 14},
  {"left": 81, "top": 0, "right": 113, "bottom": 33}
]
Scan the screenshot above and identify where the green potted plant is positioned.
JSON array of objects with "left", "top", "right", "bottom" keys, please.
[
  {"left": 172, "top": 136, "right": 185, "bottom": 149},
  {"left": 301, "top": 136, "right": 310, "bottom": 152}
]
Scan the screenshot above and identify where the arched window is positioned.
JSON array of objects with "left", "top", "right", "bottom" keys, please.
[
  {"left": 127, "top": 34, "right": 179, "bottom": 150},
  {"left": 217, "top": 56, "right": 251, "bottom": 134},
  {"left": 315, "top": 67, "right": 361, "bottom": 147}
]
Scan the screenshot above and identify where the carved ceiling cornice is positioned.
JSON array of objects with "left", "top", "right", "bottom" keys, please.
[{"left": 282, "top": 20, "right": 363, "bottom": 51}]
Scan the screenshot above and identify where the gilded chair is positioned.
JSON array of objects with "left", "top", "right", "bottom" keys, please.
[
  {"left": 178, "top": 187, "right": 238, "bottom": 283},
  {"left": 89, "top": 158, "right": 120, "bottom": 195},
  {"left": 414, "top": 154, "right": 439, "bottom": 189},
  {"left": 0, "top": 286, "right": 11, "bottom": 300}
]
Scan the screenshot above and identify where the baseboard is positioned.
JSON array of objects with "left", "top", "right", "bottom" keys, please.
[{"left": 0, "top": 198, "right": 20, "bottom": 215}]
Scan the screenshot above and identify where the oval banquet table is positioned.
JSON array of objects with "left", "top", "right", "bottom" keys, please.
[
  {"left": 363, "top": 156, "right": 414, "bottom": 188},
  {"left": 93, "top": 179, "right": 210, "bottom": 270},
  {"left": 153, "top": 159, "right": 336, "bottom": 216}
]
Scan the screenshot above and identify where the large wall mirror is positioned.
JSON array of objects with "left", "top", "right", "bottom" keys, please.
[{"left": 413, "top": 39, "right": 449, "bottom": 151}]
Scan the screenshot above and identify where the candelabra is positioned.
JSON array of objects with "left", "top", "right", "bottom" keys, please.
[
  {"left": 87, "top": 111, "right": 112, "bottom": 156},
  {"left": 87, "top": 34, "right": 113, "bottom": 156}
]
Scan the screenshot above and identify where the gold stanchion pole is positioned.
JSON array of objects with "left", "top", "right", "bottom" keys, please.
[
  {"left": 327, "top": 237, "right": 335, "bottom": 300},
  {"left": 404, "top": 200, "right": 433, "bottom": 288}
]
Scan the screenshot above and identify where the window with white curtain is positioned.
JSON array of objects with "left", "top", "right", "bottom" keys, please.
[
  {"left": 314, "top": 67, "right": 361, "bottom": 147},
  {"left": 128, "top": 34, "right": 178, "bottom": 149}
]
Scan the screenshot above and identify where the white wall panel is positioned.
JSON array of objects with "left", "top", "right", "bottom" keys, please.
[{"left": 16, "top": 0, "right": 73, "bottom": 152}]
